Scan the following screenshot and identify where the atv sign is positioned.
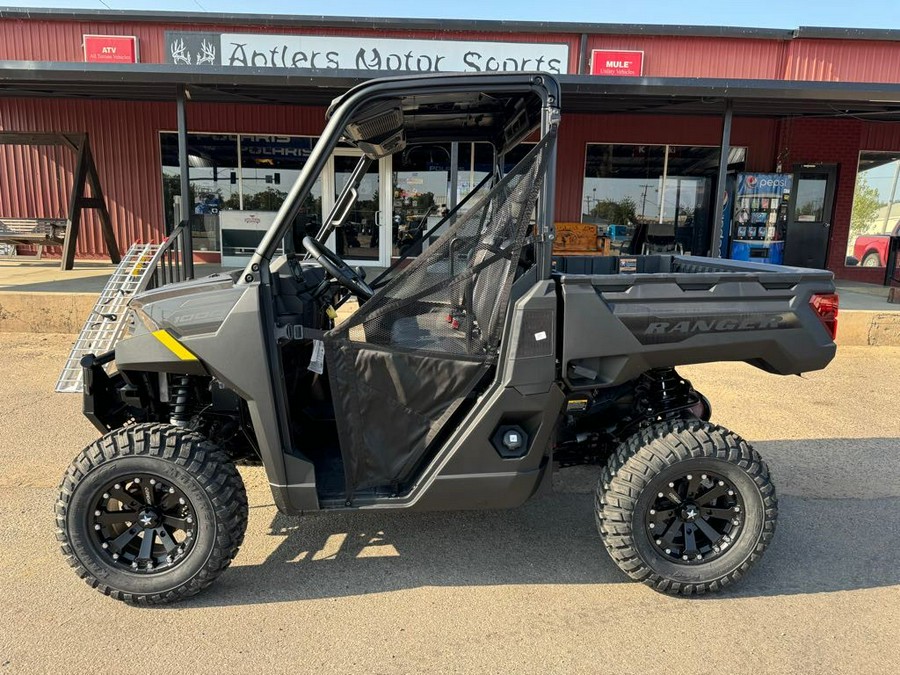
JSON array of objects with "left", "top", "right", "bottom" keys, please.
[
  {"left": 590, "top": 49, "right": 644, "bottom": 77},
  {"left": 83, "top": 35, "right": 139, "bottom": 63}
]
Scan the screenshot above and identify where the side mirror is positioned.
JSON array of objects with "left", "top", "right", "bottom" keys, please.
[{"left": 354, "top": 266, "right": 367, "bottom": 280}]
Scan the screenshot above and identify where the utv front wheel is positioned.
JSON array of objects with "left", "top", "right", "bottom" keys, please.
[
  {"left": 596, "top": 420, "right": 776, "bottom": 595},
  {"left": 56, "top": 424, "right": 248, "bottom": 604}
]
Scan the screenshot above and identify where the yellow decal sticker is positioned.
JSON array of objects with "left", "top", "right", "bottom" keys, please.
[{"left": 152, "top": 329, "right": 198, "bottom": 361}]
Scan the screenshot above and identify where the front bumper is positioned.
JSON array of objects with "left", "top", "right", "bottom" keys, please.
[{"left": 81, "top": 351, "right": 129, "bottom": 433}]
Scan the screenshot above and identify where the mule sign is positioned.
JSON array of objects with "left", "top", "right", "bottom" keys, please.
[
  {"left": 165, "top": 31, "right": 570, "bottom": 74},
  {"left": 590, "top": 49, "right": 644, "bottom": 77},
  {"left": 83, "top": 35, "right": 139, "bottom": 63}
]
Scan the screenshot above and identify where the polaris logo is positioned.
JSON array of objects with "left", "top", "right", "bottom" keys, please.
[{"left": 645, "top": 315, "right": 786, "bottom": 335}]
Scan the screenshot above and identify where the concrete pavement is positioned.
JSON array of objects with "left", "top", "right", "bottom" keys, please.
[{"left": 0, "top": 333, "right": 898, "bottom": 673}]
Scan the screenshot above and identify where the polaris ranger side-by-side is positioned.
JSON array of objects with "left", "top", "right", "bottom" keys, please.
[{"left": 57, "top": 73, "right": 838, "bottom": 604}]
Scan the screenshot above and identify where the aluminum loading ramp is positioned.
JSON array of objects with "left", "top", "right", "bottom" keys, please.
[{"left": 55, "top": 242, "right": 161, "bottom": 393}]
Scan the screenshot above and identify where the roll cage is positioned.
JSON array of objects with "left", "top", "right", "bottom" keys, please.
[{"left": 245, "top": 72, "right": 561, "bottom": 284}]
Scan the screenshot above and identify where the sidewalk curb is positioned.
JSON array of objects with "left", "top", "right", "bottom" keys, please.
[
  {"left": 836, "top": 310, "right": 900, "bottom": 347},
  {"left": 0, "top": 291, "right": 898, "bottom": 346}
]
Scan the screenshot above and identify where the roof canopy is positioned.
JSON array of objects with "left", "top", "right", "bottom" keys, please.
[{"left": 2, "top": 61, "right": 900, "bottom": 120}]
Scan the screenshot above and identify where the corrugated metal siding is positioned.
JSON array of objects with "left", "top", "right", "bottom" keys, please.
[
  {"left": 0, "top": 140, "right": 75, "bottom": 221},
  {"left": 0, "top": 19, "right": 580, "bottom": 72},
  {"left": 586, "top": 35, "right": 785, "bottom": 79},
  {"left": 4, "top": 17, "right": 900, "bottom": 84},
  {"left": 785, "top": 39, "right": 900, "bottom": 83},
  {"left": 0, "top": 99, "right": 328, "bottom": 257}
]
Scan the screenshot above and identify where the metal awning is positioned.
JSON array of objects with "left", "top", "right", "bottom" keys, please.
[
  {"left": 3, "top": 60, "right": 900, "bottom": 269},
  {"left": 2, "top": 62, "right": 900, "bottom": 119}
]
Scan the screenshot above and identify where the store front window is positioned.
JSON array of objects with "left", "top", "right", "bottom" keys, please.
[
  {"left": 845, "top": 151, "right": 900, "bottom": 268},
  {"left": 162, "top": 134, "right": 532, "bottom": 263},
  {"left": 160, "top": 133, "right": 321, "bottom": 260},
  {"left": 161, "top": 134, "right": 239, "bottom": 252},
  {"left": 390, "top": 142, "right": 533, "bottom": 258},
  {"left": 333, "top": 152, "right": 382, "bottom": 261},
  {"left": 581, "top": 144, "right": 746, "bottom": 256},
  {"left": 393, "top": 143, "right": 452, "bottom": 258}
]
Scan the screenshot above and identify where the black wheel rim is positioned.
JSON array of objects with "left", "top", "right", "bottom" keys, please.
[
  {"left": 88, "top": 474, "right": 197, "bottom": 574},
  {"left": 645, "top": 470, "right": 745, "bottom": 564}
]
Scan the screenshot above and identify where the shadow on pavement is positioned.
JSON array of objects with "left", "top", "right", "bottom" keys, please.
[{"left": 184, "top": 436, "right": 900, "bottom": 607}]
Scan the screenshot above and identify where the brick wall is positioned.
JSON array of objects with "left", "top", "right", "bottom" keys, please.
[{"left": 776, "top": 118, "right": 864, "bottom": 279}]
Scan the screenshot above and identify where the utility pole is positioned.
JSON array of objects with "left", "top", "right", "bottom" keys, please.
[{"left": 639, "top": 184, "right": 651, "bottom": 219}]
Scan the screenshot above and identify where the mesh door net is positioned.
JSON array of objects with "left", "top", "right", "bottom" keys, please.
[{"left": 325, "top": 132, "right": 556, "bottom": 494}]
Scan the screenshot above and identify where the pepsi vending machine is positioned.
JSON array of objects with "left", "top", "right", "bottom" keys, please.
[{"left": 728, "top": 172, "right": 792, "bottom": 265}]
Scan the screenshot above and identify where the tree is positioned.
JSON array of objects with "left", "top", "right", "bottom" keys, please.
[
  {"left": 849, "top": 174, "right": 883, "bottom": 237},
  {"left": 242, "top": 186, "right": 288, "bottom": 211},
  {"left": 591, "top": 197, "right": 637, "bottom": 225}
]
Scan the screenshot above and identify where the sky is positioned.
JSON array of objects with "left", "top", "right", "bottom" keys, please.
[{"left": 5, "top": 0, "right": 900, "bottom": 29}]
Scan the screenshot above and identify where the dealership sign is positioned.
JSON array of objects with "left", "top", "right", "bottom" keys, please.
[
  {"left": 83, "top": 35, "right": 139, "bottom": 63},
  {"left": 590, "top": 49, "right": 644, "bottom": 77},
  {"left": 165, "top": 31, "right": 569, "bottom": 74}
]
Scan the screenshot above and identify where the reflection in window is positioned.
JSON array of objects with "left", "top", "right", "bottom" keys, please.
[
  {"left": 334, "top": 154, "right": 381, "bottom": 261},
  {"left": 846, "top": 151, "right": 900, "bottom": 268},
  {"left": 393, "top": 144, "right": 452, "bottom": 257},
  {"left": 582, "top": 144, "right": 746, "bottom": 256},
  {"left": 391, "top": 142, "right": 531, "bottom": 258},
  {"left": 794, "top": 178, "right": 827, "bottom": 222},
  {"left": 160, "top": 133, "right": 321, "bottom": 256},
  {"left": 161, "top": 134, "right": 239, "bottom": 252}
]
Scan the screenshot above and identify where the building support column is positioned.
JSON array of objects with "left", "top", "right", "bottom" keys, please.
[
  {"left": 710, "top": 99, "right": 733, "bottom": 258},
  {"left": 176, "top": 85, "right": 194, "bottom": 278},
  {"left": 449, "top": 142, "right": 459, "bottom": 210}
]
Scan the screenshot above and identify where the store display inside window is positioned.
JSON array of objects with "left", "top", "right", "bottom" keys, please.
[{"left": 845, "top": 152, "right": 900, "bottom": 268}]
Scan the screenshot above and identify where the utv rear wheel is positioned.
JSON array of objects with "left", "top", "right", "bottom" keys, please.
[
  {"left": 595, "top": 420, "right": 776, "bottom": 595},
  {"left": 56, "top": 424, "right": 248, "bottom": 605}
]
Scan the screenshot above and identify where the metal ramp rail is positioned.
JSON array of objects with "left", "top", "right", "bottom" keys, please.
[{"left": 55, "top": 224, "right": 189, "bottom": 393}]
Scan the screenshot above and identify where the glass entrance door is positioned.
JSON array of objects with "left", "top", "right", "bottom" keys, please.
[
  {"left": 323, "top": 149, "right": 392, "bottom": 267},
  {"left": 783, "top": 164, "right": 837, "bottom": 269}
]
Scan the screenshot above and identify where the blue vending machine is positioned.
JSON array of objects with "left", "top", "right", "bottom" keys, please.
[{"left": 728, "top": 172, "right": 792, "bottom": 265}]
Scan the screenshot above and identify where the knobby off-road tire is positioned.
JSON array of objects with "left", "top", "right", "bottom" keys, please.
[
  {"left": 56, "top": 423, "right": 248, "bottom": 605},
  {"left": 595, "top": 419, "right": 777, "bottom": 596}
]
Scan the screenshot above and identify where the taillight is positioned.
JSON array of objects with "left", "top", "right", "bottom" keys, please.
[{"left": 810, "top": 293, "right": 839, "bottom": 340}]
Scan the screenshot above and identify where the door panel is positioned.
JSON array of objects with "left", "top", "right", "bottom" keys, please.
[
  {"left": 323, "top": 149, "right": 392, "bottom": 267},
  {"left": 783, "top": 164, "right": 836, "bottom": 269}
]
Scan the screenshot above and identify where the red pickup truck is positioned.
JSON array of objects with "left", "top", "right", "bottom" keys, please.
[{"left": 854, "top": 222, "right": 900, "bottom": 267}]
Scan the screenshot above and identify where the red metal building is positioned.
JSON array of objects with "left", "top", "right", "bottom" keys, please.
[{"left": 2, "top": 8, "right": 900, "bottom": 282}]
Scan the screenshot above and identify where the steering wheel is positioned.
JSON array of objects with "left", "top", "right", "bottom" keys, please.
[{"left": 302, "top": 236, "right": 375, "bottom": 301}]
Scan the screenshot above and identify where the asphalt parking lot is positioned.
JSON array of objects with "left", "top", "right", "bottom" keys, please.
[{"left": 1, "top": 333, "right": 898, "bottom": 673}]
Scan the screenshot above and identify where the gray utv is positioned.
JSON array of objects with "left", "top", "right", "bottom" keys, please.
[{"left": 57, "top": 73, "right": 838, "bottom": 604}]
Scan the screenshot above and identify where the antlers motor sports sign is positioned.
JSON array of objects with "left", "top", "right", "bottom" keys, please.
[{"left": 164, "top": 31, "right": 570, "bottom": 74}]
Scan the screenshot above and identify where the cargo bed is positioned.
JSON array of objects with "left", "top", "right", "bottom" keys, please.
[{"left": 553, "top": 255, "right": 838, "bottom": 389}]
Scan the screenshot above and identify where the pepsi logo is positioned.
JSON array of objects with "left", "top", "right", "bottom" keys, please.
[{"left": 745, "top": 175, "right": 757, "bottom": 188}]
